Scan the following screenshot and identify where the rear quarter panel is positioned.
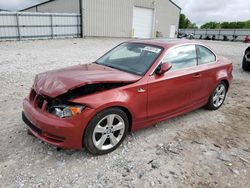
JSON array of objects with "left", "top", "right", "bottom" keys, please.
[{"left": 200, "top": 56, "right": 233, "bottom": 99}]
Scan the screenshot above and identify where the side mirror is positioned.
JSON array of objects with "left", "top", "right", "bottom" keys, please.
[{"left": 156, "top": 62, "right": 172, "bottom": 75}]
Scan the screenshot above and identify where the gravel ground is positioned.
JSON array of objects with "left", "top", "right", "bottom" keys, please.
[{"left": 0, "top": 38, "right": 249, "bottom": 188}]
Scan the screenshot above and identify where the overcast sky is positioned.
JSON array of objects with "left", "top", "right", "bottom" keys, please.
[
  {"left": 0, "top": 0, "right": 249, "bottom": 26},
  {"left": 0, "top": 0, "right": 46, "bottom": 10},
  {"left": 173, "top": 0, "right": 250, "bottom": 26}
]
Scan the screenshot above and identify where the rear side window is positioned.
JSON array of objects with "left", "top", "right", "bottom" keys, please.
[
  {"left": 163, "top": 45, "right": 197, "bottom": 71},
  {"left": 197, "top": 45, "right": 216, "bottom": 65}
]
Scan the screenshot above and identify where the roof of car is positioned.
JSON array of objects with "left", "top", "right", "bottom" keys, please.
[{"left": 128, "top": 38, "right": 198, "bottom": 49}]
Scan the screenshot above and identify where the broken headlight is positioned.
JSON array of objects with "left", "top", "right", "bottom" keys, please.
[{"left": 49, "top": 104, "right": 85, "bottom": 118}]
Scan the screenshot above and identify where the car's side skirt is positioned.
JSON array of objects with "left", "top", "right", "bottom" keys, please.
[{"left": 131, "top": 97, "right": 208, "bottom": 132}]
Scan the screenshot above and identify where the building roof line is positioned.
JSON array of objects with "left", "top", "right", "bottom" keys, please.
[
  {"left": 169, "top": 0, "right": 181, "bottom": 10},
  {"left": 20, "top": 0, "right": 182, "bottom": 11},
  {"left": 20, "top": 0, "right": 56, "bottom": 11}
]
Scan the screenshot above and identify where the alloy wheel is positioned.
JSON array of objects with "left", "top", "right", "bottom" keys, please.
[
  {"left": 92, "top": 114, "right": 125, "bottom": 150},
  {"left": 213, "top": 84, "right": 226, "bottom": 108}
]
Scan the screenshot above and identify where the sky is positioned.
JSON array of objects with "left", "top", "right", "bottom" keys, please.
[
  {"left": 0, "top": 0, "right": 46, "bottom": 11},
  {"left": 173, "top": 0, "right": 250, "bottom": 26},
  {"left": 0, "top": 0, "right": 249, "bottom": 25}
]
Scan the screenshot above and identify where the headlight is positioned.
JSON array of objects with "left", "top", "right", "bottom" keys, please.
[{"left": 49, "top": 104, "right": 85, "bottom": 118}]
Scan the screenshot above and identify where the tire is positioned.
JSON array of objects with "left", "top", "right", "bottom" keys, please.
[
  {"left": 206, "top": 82, "right": 227, "bottom": 110},
  {"left": 242, "top": 56, "right": 250, "bottom": 71},
  {"left": 84, "top": 107, "right": 129, "bottom": 155}
]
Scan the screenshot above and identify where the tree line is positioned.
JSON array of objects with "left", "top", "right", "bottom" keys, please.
[{"left": 179, "top": 14, "right": 250, "bottom": 29}]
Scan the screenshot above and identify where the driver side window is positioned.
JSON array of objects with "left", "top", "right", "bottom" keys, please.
[{"left": 163, "top": 45, "right": 197, "bottom": 71}]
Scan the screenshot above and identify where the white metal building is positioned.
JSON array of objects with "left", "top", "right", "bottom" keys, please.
[{"left": 21, "top": 0, "right": 181, "bottom": 38}]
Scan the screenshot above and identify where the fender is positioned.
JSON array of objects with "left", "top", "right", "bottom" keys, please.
[
  {"left": 216, "top": 69, "right": 229, "bottom": 82},
  {"left": 71, "top": 85, "right": 147, "bottom": 126},
  {"left": 215, "top": 63, "right": 233, "bottom": 91}
]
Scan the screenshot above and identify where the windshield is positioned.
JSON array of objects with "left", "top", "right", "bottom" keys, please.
[{"left": 96, "top": 43, "right": 163, "bottom": 75}]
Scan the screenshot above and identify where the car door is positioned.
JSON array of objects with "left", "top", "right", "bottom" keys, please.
[
  {"left": 195, "top": 45, "right": 217, "bottom": 99},
  {"left": 147, "top": 44, "right": 202, "bottom": 120}
]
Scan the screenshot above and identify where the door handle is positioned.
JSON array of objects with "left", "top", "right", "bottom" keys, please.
[{"left": 193, "top": 73, "right": 201, "bottom": 78}]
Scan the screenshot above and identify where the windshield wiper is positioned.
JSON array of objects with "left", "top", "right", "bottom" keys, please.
[
  {"left": 93, "top": 63, "right": 139, "bottom": 75},
  {"left": 101, "top": 64, "right": 119, "bottom": 70},
  {"left": 93, "top": 62, "right": 119, "bottom": 70}
]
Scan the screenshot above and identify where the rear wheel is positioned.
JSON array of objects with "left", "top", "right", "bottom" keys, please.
[
  {"left": 84, "top": 108, "right": 129, "bottom": 155},
  {"left": 206, "top": 82, "right": 227, "bottom": 110}
]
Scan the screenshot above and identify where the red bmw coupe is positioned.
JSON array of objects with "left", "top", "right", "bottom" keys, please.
[{"left": 22, "top": 39, "right": 233, "bottom": 155}]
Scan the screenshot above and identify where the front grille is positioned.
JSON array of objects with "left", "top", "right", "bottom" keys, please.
[{"left": 22, "top": 112, "right": 42, "bottom": 135}]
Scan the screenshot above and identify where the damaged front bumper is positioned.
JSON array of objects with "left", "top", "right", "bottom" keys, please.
[{"left": 22, "top": 97, "right": 94, "bottom": 149}]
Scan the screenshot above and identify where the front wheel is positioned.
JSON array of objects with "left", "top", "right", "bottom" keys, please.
[
  {"left": 206, "top": 82, "right": 227, "bottom": 110},
  {"left": 84, "top": 108, "right": 129, "bottom": 155}
]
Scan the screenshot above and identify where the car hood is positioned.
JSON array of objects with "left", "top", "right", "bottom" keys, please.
[{"left": 34, "top": 63, "right": 141, "bottom": 98}]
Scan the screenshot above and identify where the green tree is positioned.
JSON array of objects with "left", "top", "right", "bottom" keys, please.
[
  {"left": 200, "top": 20, "right": 250, "bottom": 29},
  {"left": 233, "top": 22, "right": 245, "bottom": 29},
  {"left": 189, "top": 23, "right": 198, "bottom": 29},
  {"left": 179, "top": 13, "right": 198, "bottom": 29},
  {"left": 221, "top": 22, "right": 230, "bottom": 29},
  {"left": 179, "top": 14, "right": 189, "bottom": 28},
  {"left": 201, "top": 22, "right": 220, "bottom": 29},
  {"left": 220, "top": 21, "right": 245, "bottom": 29},
  {"left": 245, "top": 20, "right": 250, "bottom": 29}
]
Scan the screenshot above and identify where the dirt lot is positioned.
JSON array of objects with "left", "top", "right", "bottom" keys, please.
[{"left": 0, "top": 38, "right": 249, "bottom": 188}]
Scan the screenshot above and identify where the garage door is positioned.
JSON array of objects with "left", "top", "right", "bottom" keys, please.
[{"left": 132, "top": 7, "right": 154, "bottom": 38}]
